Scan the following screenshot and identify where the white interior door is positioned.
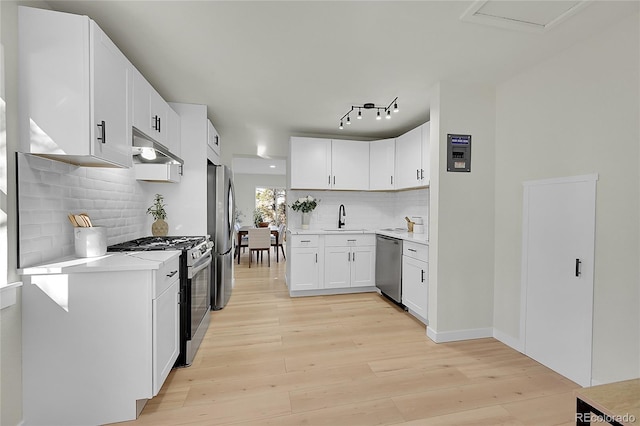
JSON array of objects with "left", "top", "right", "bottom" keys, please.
[{"left": 522, "top": 174, "right": 597, "bottom": 387}]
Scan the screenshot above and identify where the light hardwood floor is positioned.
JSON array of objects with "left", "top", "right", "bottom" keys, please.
[{"left": 113, "top": 248, "right": 579, "bottom": 425}]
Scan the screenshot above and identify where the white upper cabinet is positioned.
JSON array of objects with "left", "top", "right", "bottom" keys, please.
[
  {"left": 19, "top": 6, "right": 132, "bottom": 168},
  {"left": 133, "top": 68, "right": 180, "bottom": 156},
  {"left": 420, "top": 121, "right": 430, "bottom": 186},
  {"left": 207, "top": 119, "right": 221, "bottom": 165},
  {"left": 331, "top": 139, "right": 369, "bottom": 190},
  {"left": 395, "top": 126, "right": 423, "bottom": 189},
  {"left": 166, "top": 107, "right": 181, "bottom": 158},
  {"left": 290, "top": 137, "right": 332, "bottom": 189},
  {"left": 369, "top": 138, "right": 396, "bottom": 190},
  {"left": 289, "top": 137, "right": 368, "bottom": 190}
]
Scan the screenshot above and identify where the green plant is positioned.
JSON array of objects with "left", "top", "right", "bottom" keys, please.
[
  {"left": 147, "top": 194, "right": 167, "bottom": 221},
  {"left": 290, "top": 195, "right": 319, "bottom": 213},
  {"left": 253, "top": 209, "right": 264, "bottom": 227}
]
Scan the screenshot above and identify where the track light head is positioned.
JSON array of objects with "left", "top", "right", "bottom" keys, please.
[
  {"left": 357, "top": 109, "right": 362, "bottom": 119},
  {"left": 386, "top": 110, "right": 391, "bottom": 119},
  {"left": 339, "top": 121, "right": 344, "bottom": 129},
  {"left": 376, "top": 110, "right": 381, "bottom": 120},
  {"left": 393, "top": 102, "right": 399, "bottom": 113},
  {"left": 346, "top": 116, "right": 351, "bottom": 124}
]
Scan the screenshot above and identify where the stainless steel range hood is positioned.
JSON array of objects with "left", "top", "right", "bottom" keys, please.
[{"left": 132, "top": 129, "right": 184, "bottom": 165}]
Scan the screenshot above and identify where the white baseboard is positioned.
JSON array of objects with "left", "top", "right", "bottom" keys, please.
[
  {"left": 289, "top": 286, "right": 377, "bottom": 298},
  {"left": 426, "top": 326, "right": 493, "bottom": 343},
  {"left": 493, "top": 328, "right": 524, "bottom": 353}
]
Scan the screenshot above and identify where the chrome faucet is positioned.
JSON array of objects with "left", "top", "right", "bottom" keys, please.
[{"left": 338, "top": 204, "right": 346, "bottom": 228}]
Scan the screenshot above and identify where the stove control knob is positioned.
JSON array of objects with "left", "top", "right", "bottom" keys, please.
[
  {"left": 207, "top": 241, "right": 214, "bottom": 249},
  {"left": 192, "top": 251, "right": 201, "bottom": 260}
]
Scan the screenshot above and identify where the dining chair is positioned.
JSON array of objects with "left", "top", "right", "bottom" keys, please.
[
  {"left": 234, "top": 223, "right": 249, "bottom": 260},
  {"left": 248, "top": 227, "right": 271, "bottom": 267},
  {"left": 271, "top": 223, "right": 286, "bottom": 261}
]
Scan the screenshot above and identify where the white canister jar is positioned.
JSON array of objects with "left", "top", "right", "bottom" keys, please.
[{"left": 74, "top": 227, "right": 107, "bottom": 257}]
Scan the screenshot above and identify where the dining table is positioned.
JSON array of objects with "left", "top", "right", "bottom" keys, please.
[{"left": 235, "top": 225, "right": 281, "bottom": 264}]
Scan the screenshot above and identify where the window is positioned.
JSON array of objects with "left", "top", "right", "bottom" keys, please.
[{"left": 254, "top": 187, "right": 286, "bottom": 226}]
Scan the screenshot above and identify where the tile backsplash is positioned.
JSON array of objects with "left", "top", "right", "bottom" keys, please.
[
  {"left": 17, "top": 152, "right": 429, "bottom": 268},
  {"left": 288, "top": 188, "right": 429, "bottom": 232},
  {"left": 17, "top": 154, "right": 147, "bottom": 267}
]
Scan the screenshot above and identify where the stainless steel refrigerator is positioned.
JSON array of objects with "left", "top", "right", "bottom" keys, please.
[{"left": 208, "top": 162, "right": 235, "bottom": 310}]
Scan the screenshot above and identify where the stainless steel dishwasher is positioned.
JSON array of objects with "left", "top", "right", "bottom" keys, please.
[{"left": 375, "top": 234, "right": 403, "bottom": 304}]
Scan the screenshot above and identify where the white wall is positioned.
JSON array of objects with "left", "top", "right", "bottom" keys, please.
[
  {"left": 493, "top": 13, "right": 640, "bottom": 384},
  {"left": 234, "top": 173, "right": 287, "bottom": 226},
  {"left": 427, "top": 81, "right": 496, "bottom": 341}
]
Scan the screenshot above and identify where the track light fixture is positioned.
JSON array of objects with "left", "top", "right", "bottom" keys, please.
[{"left": 338, "top": 97, "right": 398, "bottom": 129}]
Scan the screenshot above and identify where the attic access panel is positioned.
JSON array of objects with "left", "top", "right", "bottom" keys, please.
[{"left": 460, "top": 1, "right": 591, "bottom": 33}]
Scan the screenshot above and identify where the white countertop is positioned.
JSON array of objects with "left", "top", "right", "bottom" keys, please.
[
  {"left": 20, "top": 251, "right": 180, "bottom": 275},
  {"left": 288, "top": 228, "right": 428, "bottom": 245}
]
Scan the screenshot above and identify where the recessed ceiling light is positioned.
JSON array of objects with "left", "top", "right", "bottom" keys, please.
[{"left": 269, "top": 165, "right": 276, "bottom": 168}]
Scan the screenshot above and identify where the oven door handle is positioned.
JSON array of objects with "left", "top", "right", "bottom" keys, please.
[{"left": 190, "top": 252, "right": 212, "bottom": 278}]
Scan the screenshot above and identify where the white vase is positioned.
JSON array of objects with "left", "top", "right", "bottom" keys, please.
[{"left": 301, "top": 212, "right": 311, "bottom": 229}]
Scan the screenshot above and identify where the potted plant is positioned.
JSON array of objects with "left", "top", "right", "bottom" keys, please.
[
  {"left": 147, "top": 193, "right": 169, "bottom": 236},
  {"left": 290, "top": 195, "right": 319, "bottom": 229},
  {"left": 253, "top": 209, "right": 269, "bottom": 227}
]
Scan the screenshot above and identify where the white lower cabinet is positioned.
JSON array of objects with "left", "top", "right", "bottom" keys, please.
[
  {"left": 288, "top": 233, "right": 376, "bottom": 295},
  {"left": 153, "top": 279, "right": 180, "bottom": 396},
  {"left": 289, "top": 235, "right": 320, "bottom": 291},
  {"left": 402, "top": 241, "right": 429, "bottom": 322},
  {"left": 323, "top": 234, "right": 375, "bottom": 290},
  {"left": 22, "top": 254, "right": 180, "bottom": 426}
]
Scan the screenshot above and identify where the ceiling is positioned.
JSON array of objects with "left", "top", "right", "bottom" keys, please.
[{"left": 33, "top": 1, "right": 638, "bottom": 167}]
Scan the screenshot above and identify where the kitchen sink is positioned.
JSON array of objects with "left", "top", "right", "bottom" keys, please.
[{"left": 380, "top": 228, "right": 407, "bottom": 232}]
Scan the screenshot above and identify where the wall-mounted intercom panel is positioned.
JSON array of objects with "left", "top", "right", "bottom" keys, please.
[{"left": 447, "top": 134, "right": 471, "bottom": 172}]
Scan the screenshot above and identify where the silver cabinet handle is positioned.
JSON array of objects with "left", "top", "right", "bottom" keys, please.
[
  {"left": 348, "top": 252, "right": 351, "bottom": 262},
  {"left": 353, "top": 252, "right": 356, "bottom": 262},
  {"left": 421, "top": 269, "right": 425, "bottom": 282},
  {"left": 315, "top": 253, "right": 318, "bottom": 263},
  {"left": 421, "top": 169, "right": 424, "bottom": 180},
  {"left": 166, "top": 270, "right": 178, "bottom": 278},
  {"left": 408, "top": 248, "right": 417, "bottom": 252},
  {"left": 416, "top": 169, "right": 420, "bottom": 180}
]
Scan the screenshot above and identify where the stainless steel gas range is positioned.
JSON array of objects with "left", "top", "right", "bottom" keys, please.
[{"left": 108, "top": 236, "right": 213, "bottom": 367}]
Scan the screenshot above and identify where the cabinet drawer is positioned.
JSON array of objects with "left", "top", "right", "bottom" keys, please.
[
  {"left": 403, "top": 241, "right": 428, "bottom": 262},
  {"left": 154, "top": 255, "right": 180, "bottom": 297},
  {"left": 290, "top": 235, "right": 319, "bottom": 248},
  {"left": 324, "top": 234, "right": 376, "bottom": 247}
]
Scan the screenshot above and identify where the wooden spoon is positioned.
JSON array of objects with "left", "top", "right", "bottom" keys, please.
[
  {"left": 80, "top": 213, "right": 93, "bottom": 227},
  {"left": 68, "top": 213, "right": 79, "bottom": 227},
  {"left": 74, "top": 214, "right": 88, "bottom": 227}
]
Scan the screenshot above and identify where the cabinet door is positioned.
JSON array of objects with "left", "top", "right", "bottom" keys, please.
[
  {"left": 395, "top": 126, "right": 422, "bottom": 189},
  {"left": 331, "top": 139, "right": 369, "bottom": 190},
  {"left": 153, "top": 279, "right": 179, "bottom": 396},
  {"left": 207, "top": 120, "right": 220, "bottom": 155},
  {"left": 290, "top": 137, "right": 331, "bottom": 189},
  {"left": 370, "top": 138, "right": 396, "bottom": 190},
  {"left": 149, "top": 88, "right": 169, "bottom": 145},
  {"left": 91, "top": 21, "right": 132, "bottom": 167},
  {"left": 351, "top": 246, "right": 375, "bottom": 287},
  {"left": 324, "top": 246, "right": 350, "bottom": 289},
  {"left": 166, "top": 106, "right": 181, "bottom": 158},
  {"left": 420, "top": 122, "right": 430, "bottom": 185},
  {"left": 290, "top": 248, "right": 319, "bottom": 291},
  {"left": 132, "top": 69, "right": 152, "bottom": 137},
  {"left": 402, "top": 256, "right": 428, "bottom": 320}
]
